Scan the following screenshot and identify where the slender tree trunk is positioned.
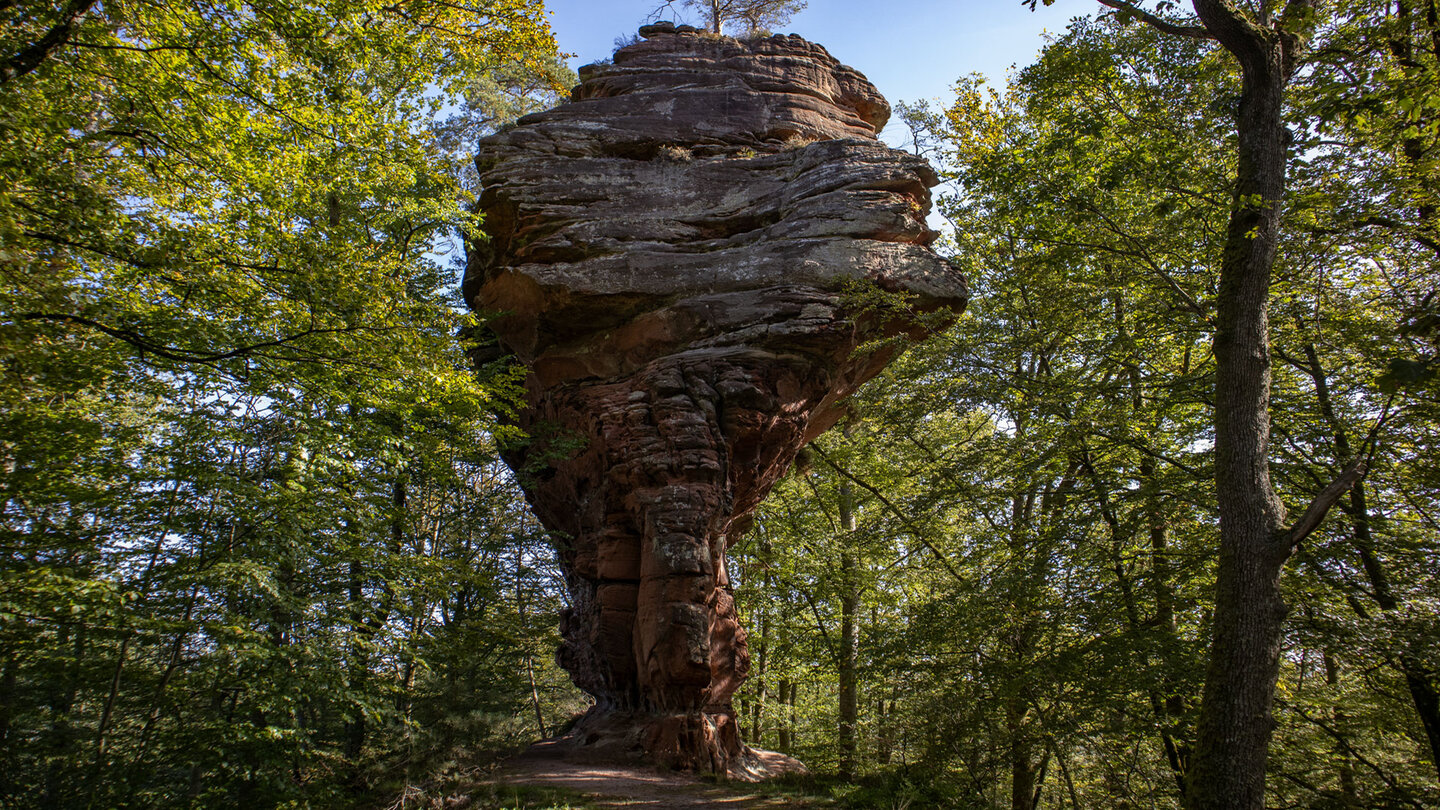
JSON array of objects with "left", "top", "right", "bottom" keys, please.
[
  {"left": 750, "top": 534, "right": 774, "bottom": 745},
  {"left": 1107, "top": 284, "right": 1195, "bottom": 790},
  {"left": 516, "top": 547, "right": 547, "bottom": 738},
  {"left": 777, "top": 677, "right": 791, "bottom": 752},
  {"left": 1008, "top": 699, "right": 1037, "bottom": 810},
  {"left": 783, "top": 680, "right": 798, "bottom": 752},
  {"left": 129, "top": 581, "right": 201, "bottom": 782},
  {"left": 1030, "top": 747, "right": 1050, "bottom": 810},
  {"left": 1320, "top": 647, "right": 1358, "bottom": 802},
  {"left": 44, "top": 625, "right": 84, "bottom": 808},
  {"left": 1053, "top": 737, "right": 1082, "bottom": 809},
  {"left": 345, "top": 555, "right": 368, "bottom": 763},
  {"left": 837, "top": 481, "right": 859, "bottom": 781},
  {"left": 875, "top": 692, "right": 892, "bottom": 765},
  {"left": 0, "top": 652, "right": 13, "bottom": 797},
  {"left": 1086, "top": 446, "right": 1191, "bottom": 796},
  {"left": 751, "top": 608, "right": 770, "bottom": 745},
  {"left": 1142, "top": 453, "right": 1193, "bottom": 792},
  {"left": 1341, "top": 478, "right": 1440, "bottom": 775},
  {"left": 1302, "top": 342, "right": 1440, "bottom": 778},
  {"left": 89, "top": 483, "right": 183, "bottom": 799}
]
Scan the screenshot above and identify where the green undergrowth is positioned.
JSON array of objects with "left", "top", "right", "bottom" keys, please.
[
  {"left": 719, "top": 769, "right": 958, "bottom": 810},
  {"left": 385, "top": 779, "right": 600, "bottom": 810},
  {"left": 466, "top": 784, "right": 601, "bottom": 810}
]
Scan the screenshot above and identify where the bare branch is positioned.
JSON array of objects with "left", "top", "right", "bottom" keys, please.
[
  {"left": 15, "top": 312, "right": 394, "bottom": 365},
  {"left": 1095, "top": 0, "right": 1214, "bottom": 39},
  {"left": 1286, "top": 458, "right": 1367, "bottom": 549}
]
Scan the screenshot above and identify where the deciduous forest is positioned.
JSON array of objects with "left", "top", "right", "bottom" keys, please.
[{"left": 1, "top": 0, "right": 1437, "bottom": 808}]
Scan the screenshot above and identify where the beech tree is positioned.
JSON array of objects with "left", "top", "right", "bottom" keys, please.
[{"left": 1019, "top": 1, "right": 1360, "bottom": 806}]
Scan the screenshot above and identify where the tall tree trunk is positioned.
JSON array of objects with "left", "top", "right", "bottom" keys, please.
[
  {"left": 1185, "top": 2, "right": 1318, "bottom": 807},
  {"left": 837, "top": 481, "right": 859, "bottom": 781},
  {"left": 1103, "top": 284, "right": 1193, "bottom": 793},
  {"left": 751, "top": 608, "right": 770, "bottom": 745},
  {"left": 1085, "top": 442, "right": 1191, "bottom": 796},
  {"left": 750, "top": 534, "right": 774, "bottom": 745},
  {"left": 43, "top": 624, "right": 83, "bottom": 808},
  {"left": 1340, "top": 477, "right": 1440, "bottom": 775},
  {"left": 875, "top": 691, "right": 893, "bottom": 765},
  {"left": 0, "top": 652, "right": 13, "bottom": 797},
  {"left": 345, "top": 556, "right": 368, "bottom": 763}
]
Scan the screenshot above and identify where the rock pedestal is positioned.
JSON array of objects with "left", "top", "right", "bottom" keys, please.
[{"left": 464, "top": 23, "right": 967, "bottom": 777}]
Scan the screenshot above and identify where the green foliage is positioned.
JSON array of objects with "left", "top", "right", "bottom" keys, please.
[
  {"left": 734, "top": 7, "right": 1440, "bottom": 808},
  {"left": 0, "top": 0, "right": 587, "bottom": 807},
  {"left": 3, "top": 1, "right": 1438, "bottom": 808}
]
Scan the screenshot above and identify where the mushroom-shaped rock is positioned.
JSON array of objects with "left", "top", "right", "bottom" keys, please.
[{"left": 464, "top": 27, "right": 967, "bottom": 778}]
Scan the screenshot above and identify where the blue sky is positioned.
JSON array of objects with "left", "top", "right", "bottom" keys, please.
[{"left": 539, "top": 0, "right": 1094, "bottom": 144}]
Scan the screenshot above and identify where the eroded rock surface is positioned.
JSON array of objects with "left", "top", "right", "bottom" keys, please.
[{"left": 464, "top": 23, "right": 967, "bottom": 777}]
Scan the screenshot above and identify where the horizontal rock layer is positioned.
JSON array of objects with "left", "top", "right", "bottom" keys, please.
[{"left": 465, "top": 23, "right": 967, "bottom": 776}]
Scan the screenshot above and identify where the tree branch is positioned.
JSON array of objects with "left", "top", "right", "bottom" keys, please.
[
  {"left": 0, "top": 0, "right": 97, "bottom": 85},
  {"left": 1095, "top": 0, "right": 1215, "bottom": 39},
  {"left": 810, "top": 444, "right": 968, "bottom": 585},
  {"left": 1286, "top": 458, "right": 1367, "bottom": 549},
  {"left": 15, "top": 312, "right": 391, "bottom": 365},
  {"left": 1192, "top": 0, "right": 1276, "bottom": 73}
]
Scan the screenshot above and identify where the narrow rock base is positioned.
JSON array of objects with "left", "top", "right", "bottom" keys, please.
[{"left": 550, "top": 707, "right": 807, "bottom": 781}]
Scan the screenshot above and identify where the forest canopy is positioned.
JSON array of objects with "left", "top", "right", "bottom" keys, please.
[
  {"left": 0, "top": 1, "right": 573, "bottom": 806},
  {"left": 1, "top": 0, "right": 1438, "bottom": 808}
]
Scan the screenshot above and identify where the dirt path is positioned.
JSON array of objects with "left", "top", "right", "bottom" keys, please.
[{"left": 491, "top": 741, "right": 824, "bottom": 809}]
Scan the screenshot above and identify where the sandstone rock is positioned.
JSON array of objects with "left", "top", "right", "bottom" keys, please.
[{"left": 465, "top": 26, "right": 967, "bottom": 777}]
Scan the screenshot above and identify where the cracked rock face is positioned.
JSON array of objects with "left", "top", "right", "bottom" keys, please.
[{"left": 464, "top": 23, "right": 967, "bottom": 776}]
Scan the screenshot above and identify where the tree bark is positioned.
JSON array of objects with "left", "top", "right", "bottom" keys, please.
[
  {"left": 837, "top": 481, "right": 859, "bottom": 781},
  {"left": 517, "top": 547, "right": 548, "bottom": 738},
  {"left": 750, "top": 607, "right": 770, "bottom": 745},
  {"left": 777, "top": 677, "right": 793, "bottom": 751},
  {"left": 1320, "top": 646, "right": 1359, "bottom": 802},
  {"left": 1008, "top": 699, "right": 1037, "bottom": 810},
  {"left": 1184, "top": 2, "right": 1310, "bottom": 808},
  {"left": 875, "top": 693, "right": 892, "bottom": 765}
]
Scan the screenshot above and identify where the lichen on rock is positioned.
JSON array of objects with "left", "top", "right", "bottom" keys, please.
[{"left": 464, "top": 23, "right": 967, "bottom": 778}]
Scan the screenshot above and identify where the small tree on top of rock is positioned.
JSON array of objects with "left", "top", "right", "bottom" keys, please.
[{"left": 654, "top": 0, "right": 806, "bottom": 35}]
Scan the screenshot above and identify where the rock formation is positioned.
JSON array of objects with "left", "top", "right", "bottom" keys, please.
[{"left": 464, "top": 22, "right": 967, "bottom": 777}]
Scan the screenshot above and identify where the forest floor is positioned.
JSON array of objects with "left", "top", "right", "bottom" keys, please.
[{"left": 476, "top": 741, "right": 836, "bottom": 809}]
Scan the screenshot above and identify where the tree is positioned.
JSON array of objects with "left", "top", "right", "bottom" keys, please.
[
  {"left": 652, "top": 0, "right": 807, "bottom": 35},
  {"left": 0, "top": 0, "right": 557, "bottom": 378},
  {"left": 1021, "top": 2, "right": 1363, "bottom": 806},
  {"left": 0, "top": 0, "right": 576, "bottom": 805}
]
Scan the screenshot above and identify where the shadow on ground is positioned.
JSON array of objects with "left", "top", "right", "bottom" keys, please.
[{"left": 489, "top": 740, "right": 830, "bottom": 809}]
